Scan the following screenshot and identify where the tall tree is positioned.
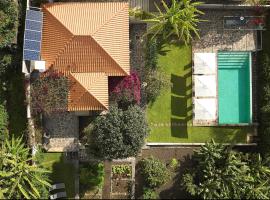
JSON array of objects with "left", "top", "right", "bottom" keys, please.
[
  {"left": 182, "top": 140, "right": 270, "bottom": 199},
  {"left": 0, "top": 137, "right": 51, "bottom": 199},
  {"left": 88, "top": 105, "right": 149, "bottom": 159}
]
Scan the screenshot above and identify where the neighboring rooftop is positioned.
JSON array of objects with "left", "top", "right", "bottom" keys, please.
[{"left": 41, "top": 2, "right": 130, "bottom": 111}]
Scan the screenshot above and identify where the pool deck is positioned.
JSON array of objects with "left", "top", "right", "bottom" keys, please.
[
  {"left": 192, "top": 9, "right": 258, "bottom": 53},
  {"left": 192, "top": 9, "right": 259, "bottom": 128}
]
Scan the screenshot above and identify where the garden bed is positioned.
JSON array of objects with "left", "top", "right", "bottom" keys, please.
[
  {"left": 135, "top": 147, "right": 196, "bottom": 199},
  {"left": 110, "top": 163, "right": 133, "bottom": 198}
]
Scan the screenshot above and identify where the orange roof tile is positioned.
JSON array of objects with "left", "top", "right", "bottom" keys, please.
[{"left": 40, "top": 2, "right": 130, "bottom": 111}]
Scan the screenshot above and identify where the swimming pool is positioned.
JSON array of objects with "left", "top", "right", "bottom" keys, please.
[{"left": 218, "top": 52, "right": 252, "bottom": 124}]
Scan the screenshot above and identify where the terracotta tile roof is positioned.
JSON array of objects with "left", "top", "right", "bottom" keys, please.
[{"left": 40, "top": 2, "right": 130, "bottom": 111}]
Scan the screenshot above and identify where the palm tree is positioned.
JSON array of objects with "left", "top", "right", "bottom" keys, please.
[
  {"left": 144, "top": 0, "right": 204, "bottom": 44},
  {"left": 0, "top": 137, "right": 51, "bottom": 199}
]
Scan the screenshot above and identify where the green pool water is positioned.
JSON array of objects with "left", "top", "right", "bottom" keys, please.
[{"left": 218, "top": 52, "right": 252, "bottom": 124}]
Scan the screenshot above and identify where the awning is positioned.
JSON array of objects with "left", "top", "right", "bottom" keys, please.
[
  {"left": 194, "top": 75, "right": 216, "bottom": 97},
  {"left": 194, "top": 53, "right": 216, "bottom": 74}
]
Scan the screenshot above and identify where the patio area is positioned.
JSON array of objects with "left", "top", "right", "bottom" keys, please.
[
  {"left": 192, "top": 9, "right": 259, "bottom": 53},
  {"left": 43, "top": 112, "right": 79, "bottom": 152}
]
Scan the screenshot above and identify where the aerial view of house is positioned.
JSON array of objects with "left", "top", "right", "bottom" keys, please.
[{"left": 1, "top": 0, "right": 270, "bottom": 199}]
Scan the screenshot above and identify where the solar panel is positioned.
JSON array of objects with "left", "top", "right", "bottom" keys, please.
[
  {"left": 26, "top": 10, "right": 42, "bottom": 22},
  {"left": 25, "top": 30, "right": 42, "bottom": 41},
  {"left": 25, "top": 20, "right": 42, "bottom": 31},
  {"left": 24, "top": 50, "right": 40, "bottom": 61},
  {"left": 24, "top": 40, "right": 40, "bottom": 51},
  {"left": 23, "top": 9, "right": 43, "bottom": 61}
]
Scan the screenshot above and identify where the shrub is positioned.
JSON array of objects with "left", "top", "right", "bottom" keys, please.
[
  {"left": 140, "top": 156, "right": 170, "bottom": 188},
  {"left": 143, "top": 69, "right": 170, "bottom": 104},
  {"left": 0, "top": 104, "right": 8, "bottom": 142},
  {"left": 145, "top": 38, "right": 158, "bottom": 69},
  {"left": 79, "top": 163, "right": 104, "bottom": 189},
  {"left": 31, "top": 69, "right": 69, "bottom": 115},
  {"left": 0, "top": 0, "right": 18, "bottom": 47},
  {"left": 142, "top": 187, "right": 158, "bottom": 199},
  {"left": 110, "top": 72, "right": 141, "bottom": 109},
  {"left": 91, "top": 105, "right": 149, "bottom": 159},
  {"left": 169, "top": 158, "right": 179, "bottom": 170}
]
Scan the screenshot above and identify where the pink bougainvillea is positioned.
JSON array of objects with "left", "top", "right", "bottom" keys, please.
[{"left": 110, "top": 71, "right": 141, "bottom": 104}]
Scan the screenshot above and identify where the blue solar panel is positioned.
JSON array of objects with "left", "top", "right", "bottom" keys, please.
[
  {"left": 25, "top": 20, "right": 42, "bottom": 31},
  {"left": 23, "top": 9, "right": 43, "bottom": 61},
  {"left": 24, "top": 40, "right": 40, "bottom": 51},
  {"left": 24, "top": 50, "right": 40, "bottom": 61},
  {"left": 25, "top": 30, "right": 41, "bottom": 41},
  {"left": 26, "top": 10, "right": 42, "bottom": 22}
]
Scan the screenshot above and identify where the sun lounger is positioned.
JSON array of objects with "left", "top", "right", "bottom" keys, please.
[
  {"left": 49, "top": 183, "right": 65, "bottom": 192},
  {"left": 49, "top": 191, "right": 67, "bottom": 199}
]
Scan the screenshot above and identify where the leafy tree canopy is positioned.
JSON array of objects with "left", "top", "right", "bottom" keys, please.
[
  {"left": 89, "top": 105, "right": 149, "bottom": 159},
  {"left": 0, "top": 0, "right": 18, "bottom": 47},
  {"left": 182, "top": 140, "right": 270, "bottom": 199}
]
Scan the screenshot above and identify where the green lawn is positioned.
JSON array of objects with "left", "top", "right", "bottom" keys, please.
[
  {"left": 146, "top": 43, "right": 252, "bottom": 143},
  {"left": 39, "top": 153, "right": 76, "bottom": 198}
]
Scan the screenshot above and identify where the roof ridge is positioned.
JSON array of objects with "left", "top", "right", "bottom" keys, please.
[
  {"left": 43, "top": 5, "right": 75, "bottom": 68},
  {"left": 70, "top": 72, "right": 108, "bottom": 109},
  {"left": 91, "top": 3, "right": 129, "bottom": 75}
]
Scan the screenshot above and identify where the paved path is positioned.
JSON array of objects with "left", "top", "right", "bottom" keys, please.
[{"left": 102, "top": 161, "right": 112, "bottom": 199}]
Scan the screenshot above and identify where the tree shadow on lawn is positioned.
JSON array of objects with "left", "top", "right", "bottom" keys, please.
[
  {"left": 49, "top": 153, "right": 76, "bottom": 198},
  {"left": 170, "top": 73, "right": 192, "bottom": 138}
]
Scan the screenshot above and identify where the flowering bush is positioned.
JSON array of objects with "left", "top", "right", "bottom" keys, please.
[
  {"left": 31, "top": 69, "right": 69, "bottom": 115},
  {"left": 110, "top": 72, "right": 141, "bottom": 108}
]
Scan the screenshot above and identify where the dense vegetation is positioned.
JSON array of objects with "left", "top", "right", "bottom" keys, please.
[
  {"left": 79, "top": 163, "right": 104, "bottom": 198},
  {"left": 182, "top": 141, "right": 270, "bottom": 199},
  {"left": 31, "top": 69, "right": 69, "bottom": 115},
  {"left": 0, "top": 137, "right": 51, "bottom": 199},
  {"left": 0, "top": 0, "right": 18, "bottom": 48},
  {"left": 258, "top": 10, "right": 270, "bottom": 156},
  {"left": 88, "top": 105, "right": 149, "bottom": 159},
  {"left": 110, "top": 72, "right": 141, "bottom": 109},
  {"left": 130, "top": 0, "right": 204, "bottom": 44}
]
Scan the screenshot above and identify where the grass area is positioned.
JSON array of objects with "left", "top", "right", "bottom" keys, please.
[
  {"left": 146, "top": 43, "right": 251, "bottom": 143},
  {"left": 39, "top": 153, "right": 76, "bottom": 198}
]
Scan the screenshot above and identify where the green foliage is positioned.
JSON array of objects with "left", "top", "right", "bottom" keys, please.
[
  {"left": 31, "top": 69, "right": 69, "bottom": 115},
  {"left": 112, "top": 165, "right": 132, "bottom": 178},
  {"left": 182, "top": 140, "right": 270, "bottom": 199},
  {"left": 143, "top": 69, "right": 170, "bottom": 104},
  {"left": 142, "top": 187, "right": 158, "bottom": 199},
  {"left": 144, "top": 0, "right": 204, "bottom": 44},
  {"left": 91, "top": 105, "right": 149, "bottom": 159},
  {"left": 140, "top": 156, "right": 170, "bottom": 189},
  {"left": 145, "top": 38, "right": 158, "bottom": 69},
  {"left": 0, "top": 0, "right": 18, "bottom": 47},
  {"left": 0, "top": 137, "right": 51, "bottom": 199},
  {"left": 169, "top": 158, "right": 179, "bottom": 170},
  {"left": 79, "top": 163, "right": 104, "bottom": 189},
  {"left": 0, "top": 104, "right": 8, "bottom": 142},
  {"left": 244, "top": 0, "right": 267, "bottom": 5},
  {"left": 260, "top": 53, "right": 270, "bottom": 113}
]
